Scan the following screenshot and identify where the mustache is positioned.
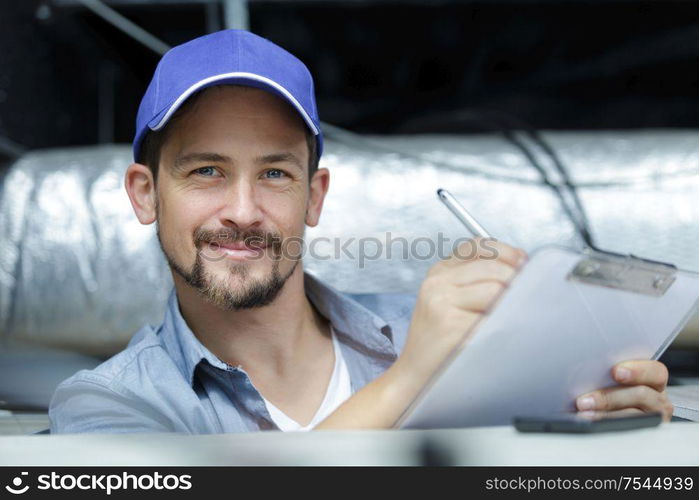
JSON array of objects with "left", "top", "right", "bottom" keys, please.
[{"left": 194, "top": 227, "right": 283, "bottom": 250}]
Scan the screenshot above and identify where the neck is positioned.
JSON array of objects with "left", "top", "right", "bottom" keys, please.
[{"left": 173, "top": 263, "right": 329, "bottom": 372}]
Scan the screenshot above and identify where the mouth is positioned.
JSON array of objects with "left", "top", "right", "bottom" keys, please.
[{"left": 207, "top": 240, "right": 269, "bottom": 260}]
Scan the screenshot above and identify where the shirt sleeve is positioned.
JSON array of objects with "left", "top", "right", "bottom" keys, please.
[{"left": 49, "top": 375, "right": 174, "bottom": 434}]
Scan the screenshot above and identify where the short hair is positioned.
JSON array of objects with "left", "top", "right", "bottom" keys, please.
[{"left": 137, "top": 86, "right": 319, "bottom": 184}]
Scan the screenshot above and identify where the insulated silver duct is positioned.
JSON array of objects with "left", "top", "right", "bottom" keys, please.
[{"left": 1, "top": 131, "right": 698, "bottom": 355}]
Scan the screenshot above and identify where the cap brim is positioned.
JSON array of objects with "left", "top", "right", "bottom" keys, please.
[{"left": 148, "top": 72, "right": 320, "bottom": 137}]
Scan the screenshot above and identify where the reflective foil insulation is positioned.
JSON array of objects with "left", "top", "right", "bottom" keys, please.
[{"left": 1, "top": 131, "right": 698, "bottom": 355}]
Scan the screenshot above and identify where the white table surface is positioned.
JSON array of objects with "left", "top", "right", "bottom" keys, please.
[{"left": 1, "top": 422, "right": 697, "bottom": 466}]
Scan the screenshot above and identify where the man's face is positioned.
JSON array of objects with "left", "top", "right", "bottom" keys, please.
[{"left": 154, "top": 86, "right": 313, "bottom": 310}]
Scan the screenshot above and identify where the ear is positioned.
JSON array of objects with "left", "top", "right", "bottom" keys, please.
[
  {"left": 124, "top": 163, "right": 157, "bottom": 224},
  {"left": 305, "top": 167, "right": 330, "bottom": 227}
]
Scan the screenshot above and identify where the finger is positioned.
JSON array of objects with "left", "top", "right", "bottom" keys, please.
[
  {"left": 449, "top": 281, "right": 507, "bottom": 313},
  {"left": 613, "top": 360, "right": 669, "bottom": 393},
  {"left": 577, "top": 385, "right": 659, "bottom": 412},
  {"left": 579, "top": 408, "right": 672, "bottom": 423},
  {"left": 576, "top": 408, "right": 644, "bottom": 419},
  {"left": 448, "top": 238, "right": 526, "bottom": 268},
  {"left": 577, "top": 386, "right": 674, "bottom": 421},
  {"left": 448, "top": 259, "right": 518, "bottom": 287}
]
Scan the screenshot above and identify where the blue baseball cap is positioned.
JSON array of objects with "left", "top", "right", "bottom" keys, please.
[{"left": 133, "top": 29, "right": 323, "bottom": 162}]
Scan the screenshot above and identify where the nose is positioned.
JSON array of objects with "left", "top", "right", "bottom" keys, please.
[{"left": 218, "top": 178, "right": 264, "bottom": 230}]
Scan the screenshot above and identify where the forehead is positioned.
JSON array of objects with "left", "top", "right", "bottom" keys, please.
[
  {"left": 164, "top": 85, "right": 309, "bottom": 155},
  {"left": 178, "top": 85, "right": 305, "bottom": 129}
]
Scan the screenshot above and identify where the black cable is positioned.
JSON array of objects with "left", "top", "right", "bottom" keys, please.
[
  {"left": 500, "top": 128, "right": 595, "bottom": 248},
  {"left": 382, "top": 108, "right": 596, "bottom": 248},
  {"left": 479, "top": 110, "right": 595, "bottom": 248},
  {"left": 321, "top": 122, "right": 544, "bottom": 185}
]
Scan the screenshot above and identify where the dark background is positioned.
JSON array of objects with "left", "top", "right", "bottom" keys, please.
[{"left": 1, "top": 0, "right": 699, "bottom": 159}]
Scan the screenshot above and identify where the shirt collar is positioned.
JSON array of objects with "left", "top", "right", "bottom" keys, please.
[
  {"left": 159, "top": 287, "right": 231, "bottom": 386},
  {"left": 303, "top": 272, "right": 395, "bottom": 357},
  {"left": 159, "top": 271, "right": 396, "bottom": 387}
]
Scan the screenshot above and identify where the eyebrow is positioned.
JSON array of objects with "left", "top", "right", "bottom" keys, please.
[
  {"left": 173, "top": 152, "right": 233, "bottom": 172},
  {"left": 256, "top": 152, "right": 304, "bottom": 171}
]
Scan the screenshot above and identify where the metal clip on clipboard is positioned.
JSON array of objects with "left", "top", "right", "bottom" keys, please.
[{"left": 568, "top": 249, "right": 677, "bottom": 297}]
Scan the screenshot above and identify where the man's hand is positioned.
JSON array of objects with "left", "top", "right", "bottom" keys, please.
[
  {"left": 576, "top": 360, "right": 674, "bottom": 422},
  {"left": 316, "top": 238, "right": 527, "bottom": 430},
  {"left": 396, "top": 238, "right": 527, "bottom": 383}
]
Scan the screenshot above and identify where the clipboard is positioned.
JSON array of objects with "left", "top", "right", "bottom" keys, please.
[{"left": 398, "top": 245, "right": 699, "bottom": 429}]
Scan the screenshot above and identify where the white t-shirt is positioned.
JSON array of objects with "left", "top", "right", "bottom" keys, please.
[{"left": 262, "top": 325, "right": 352, "bottom": 431}]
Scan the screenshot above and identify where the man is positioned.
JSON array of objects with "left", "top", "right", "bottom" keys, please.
[{"left": 49, "top": 30, "right": 673, "bottom": 433}]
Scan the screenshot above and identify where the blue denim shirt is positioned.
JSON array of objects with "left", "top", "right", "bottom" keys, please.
[{"left": 49, "top": 273, "right": 416, "bottom": 433}]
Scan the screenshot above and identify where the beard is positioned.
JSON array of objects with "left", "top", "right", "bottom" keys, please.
[{"left": 156, "top": 221, "right": 299, "bottom": 311}]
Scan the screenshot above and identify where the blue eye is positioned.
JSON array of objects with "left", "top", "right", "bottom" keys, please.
[
  {"left": 194, "top": 166, "right": 217, "bottom": 177},
  {"left": 265, "top": 169, "right": 287, "bottom": 179}
]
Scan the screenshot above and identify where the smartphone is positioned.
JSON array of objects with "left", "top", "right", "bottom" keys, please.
[{"left": 513, "top": 412, "right": 662, "bottom": 433}]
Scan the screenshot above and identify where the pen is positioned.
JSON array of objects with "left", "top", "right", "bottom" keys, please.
[{"left": 436, "top": 188, "right": 492, "bottom": 238}]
